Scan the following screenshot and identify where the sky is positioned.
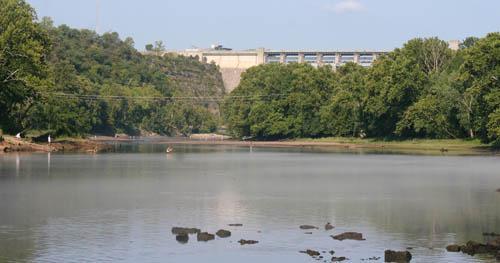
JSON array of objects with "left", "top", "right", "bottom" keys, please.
[{"left": 27, "top": 0, "right": 500, "bottom": 51}]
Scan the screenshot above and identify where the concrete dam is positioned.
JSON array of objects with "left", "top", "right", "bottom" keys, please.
[{"left": 167, "top": 46, "right": 387, "bottom": 92}]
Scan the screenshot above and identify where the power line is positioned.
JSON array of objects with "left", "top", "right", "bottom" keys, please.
[{"left": 41, "top": 92, "right": 289, "bottom": 103}]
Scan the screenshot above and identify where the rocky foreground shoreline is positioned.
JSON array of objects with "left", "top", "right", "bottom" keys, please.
[
  {"left": 172, "top": 223, "right": 500, "bottom": 263},
  {"left": 0, "top": 136, "right": 110, "bottom": 153},
  {"left": 168, "top": 223, "right": 500, "bottom": 262}
]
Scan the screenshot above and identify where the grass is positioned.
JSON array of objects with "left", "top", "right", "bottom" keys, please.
[{"left": 295, "top": 137, "right": 491, "bottom": 151}]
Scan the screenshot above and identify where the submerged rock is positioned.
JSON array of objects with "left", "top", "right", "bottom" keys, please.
[
  {"left": 483, "top": 232, "right": 500, "bottom": 237},
  {"left": 229, "top": 223, "right": 243, "bottom": 227},
  {"left": 446, "top": 244, "right": 461, "bottom": 252},
  {"left": 460, "top": 241, "right": 490, "bottom": 255},
  {"left": 216, "top": 229, "right": 231, "bottom": 238},
  {"left": 329, "top": 250, "right": 335, "bottom": 255},
  {"left": 197, "top": 232, "right": 215, "bottom": 242},
  {"left": 300, "top": 249, "right": 321, "bottom": 257},
  {"left": 171, "top": 227, "right": 201, "bottom": 235},
  {"left": 175, "top": 233, "right": 189, "bottom": 244},
  {"left": 331, "top": 256, "right": 347, "bottom": 262},
  {"left": 384, "top": 250, "right": 412, "bottom": 262},
  {"left": 325, "top": 223, "right": 334, "bottom": 231},
  {"left": 455, "top": 238, "right": 500, "bottom": 258},
  {"left": 238, "top": 239, "right": 258, "bottom": 245},
  {"left": 487, "top": 236, "right": 500, "bottom": 247},
  {"left": 300, "top": 225, "right": 319, "bottom": 230},
  {"left": 362, "top": 256, "right": 381, "bottom": 261},
  {"left": 304, "top": 232, "right": 313, "bottom": 234},
  {"left": 331, "top": 232, "right": 365, "bottom": 241}
]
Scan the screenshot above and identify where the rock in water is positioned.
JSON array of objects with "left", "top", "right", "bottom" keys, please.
[
  {"left": 238, "top": 239, "right": 258, "bottom": 245},
  {"left": 216, "top": 229, "right": 231, "bottom": 238},
  {"left": 325, "top": 222, "right": 334, "bottom": 231},
  {"left": 229, "top": 223, "right": 243, "bottom": 227},
  {"left": 175, "top": 233, "right": 189, "bottom": 244},
  {"left": 331, "top": 256, "right": 347, "bottom": 262},
  {"left": 487, "top": 236, "right": 500, "bottom": 247},
  {"left": 384, "top": 250, "right": 412, "bottom": 262},
  {"left": 331, "top": 232, "right": 365, "bottom": 241},
  {"left": 197, "top": 232, "right": 215, "bottom": 242},
  {"left": 171, "top": 227, "right": 201, "bottom": 235},
  {"left": 483, "top": 232, "right": 500, "bottom": 236},
  {"left": 300, "top": 225, "right": 318, "bottom": 230},
  {"left": 300, "top": 249, "right": 320, "bottom": 257},
  {"left": 460, "top": 241, "right": 490, "bottom": 255},
  {"left": 446, "top": 244, "right": 461, "bottom": 252},
  {"left": 454, "top": 238, "right": 500, "bottom": 258}
]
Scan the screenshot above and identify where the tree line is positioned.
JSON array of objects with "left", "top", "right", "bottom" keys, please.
[
  {"left": 0, "top": 0, "right": 224, "bottom": 138},
  {"left": 223, "top": 34, "right": 500, "bottom": 146},
  {"left": 1, "top": 0, "right": 498, "bottom": 145}
]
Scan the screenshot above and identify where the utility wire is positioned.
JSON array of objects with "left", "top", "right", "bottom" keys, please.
[{"left": 42, "top": 92, "right": 289, "bottom": 102}]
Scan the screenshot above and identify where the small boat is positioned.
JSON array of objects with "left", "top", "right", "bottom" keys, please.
[{"left": 166, "top": 146, "right": 173, "bottom": 153}]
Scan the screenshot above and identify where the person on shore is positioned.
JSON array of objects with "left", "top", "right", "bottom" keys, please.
[{"left": 48, "top": 135, "right": 51, "bottom": 144}]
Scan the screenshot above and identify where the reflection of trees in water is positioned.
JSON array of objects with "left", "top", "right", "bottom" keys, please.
[
  {"left": 331, "top": 187, "right": 500, "bottom": 244},
  {"left": 0, "top": 228, "right": 36, "bottom": 262}
]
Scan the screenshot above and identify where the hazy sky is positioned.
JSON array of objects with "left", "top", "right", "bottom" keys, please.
[{"left": 27, "top": 0, "right": 500, "bottom": 51}]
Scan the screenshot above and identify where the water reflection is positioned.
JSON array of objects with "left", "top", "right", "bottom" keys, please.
[
  {"left": 47, "top": 152, "right": 51, "bottom": 174},
  {"left": 15, "top": 153, "right": 20, "bottom": 177},
  {"left": 0, "top": 146, "right": 499, "bottom": 262}
]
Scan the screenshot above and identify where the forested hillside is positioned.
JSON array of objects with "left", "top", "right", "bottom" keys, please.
[
  {"left": 0, "top": 0, "right": 224, "bottom": 137},
  {"left": 223, "top": 35, "right": 500, "bottom": 146}
]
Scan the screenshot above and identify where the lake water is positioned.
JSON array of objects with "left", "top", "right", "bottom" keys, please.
[{"left": 1, "top": 144, "right": 499, "bottom": 262}]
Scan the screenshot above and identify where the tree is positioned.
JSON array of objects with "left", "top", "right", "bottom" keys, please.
[
  {"left": 223, "top": 63, "right": 334, "bottom": 139},
  {"left": 396, "top": 85, "right": 461, "bottom": 138},
  {"left": 320, "top": 63, "right": 368, "bottom": 137},
  {"left": 459, "top": 32, "right": 500, "bottom": 143},
  {"left": 365, "top": 37, "right": 454, "bottom": 138},
  {"left": 0, "top": 0, "right": 51, "bottom": 133},
  {"left": 145, "top": 44, "right": 153, "bottom": 51},
  {"left": 460, "top": 37, "right": 479, "bottom": 50},
  {"left": 153, "top": 40, "right": 165, "bottom": 56},
  {"left": 365, "top": 49, "right": 428, "bottom": 137}
]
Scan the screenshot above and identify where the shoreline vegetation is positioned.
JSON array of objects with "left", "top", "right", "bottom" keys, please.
[
  {"left": 1, "top": 134, "right": 496, "bottom": 155},
  {"left": 1, "top": 0, "right": 499, "bottom": 154}
]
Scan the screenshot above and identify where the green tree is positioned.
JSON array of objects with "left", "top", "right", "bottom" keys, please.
[
  {"left": 365, "top": 37, "right": 453, "bottom": 138},
  {"left": 459, "top": 32, "right": 500, "bottom": 143},
  {"left": 320, "top": 63, "right": 368, "bottom": 137},
  {"left": 0, "top": 0, "right": 51, "bottom": 133},
  {"left": 223, "top": 63, "right": 334, "bottom": 139},
  {"left": 153, "top": 40, "right": 165, "bottom": 56},
  {"left": 395, "top": 82, "right": 461, "bottom": 138},
  {"left": 460, "top": 37, "right": 479, "bottom": 50}
]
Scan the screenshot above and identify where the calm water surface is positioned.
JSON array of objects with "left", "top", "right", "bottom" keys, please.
[{"left": 1, "top": 144, "right": 499, "bottom": 262}]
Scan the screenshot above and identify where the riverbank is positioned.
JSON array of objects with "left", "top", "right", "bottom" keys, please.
[
  {"left": 2, "top": 134, "right": 496, "bottom": 155},
  {"left": 0, "top": 135, "right": 109, "bottom": 153},
  {"left": 92, "top": 136, "right": 496, "bottom": 155}
]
